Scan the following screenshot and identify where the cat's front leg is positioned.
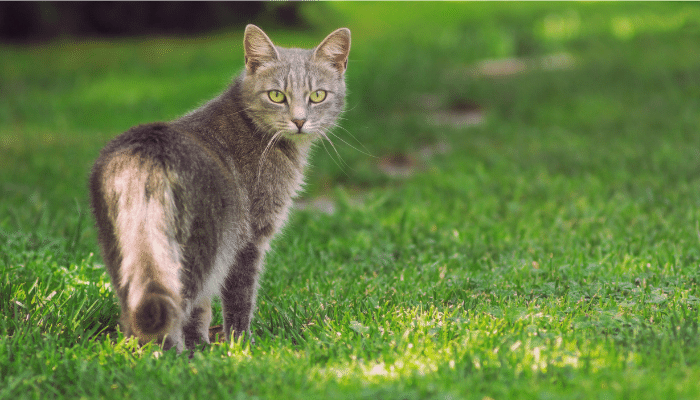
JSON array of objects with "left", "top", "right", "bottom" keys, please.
[
  {"left": 221, "top": 242, "right": 262, "bottom": 342},
  {"left": 182, "top": 298, "right": 212, "bottom": 349}
]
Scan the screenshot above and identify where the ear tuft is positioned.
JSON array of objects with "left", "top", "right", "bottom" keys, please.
[
  {"left": 313, "top": 28, "right": 351, "bottom": 74},
  {"left": 244, "top": 24, "right": 280, "bottom": 74}
]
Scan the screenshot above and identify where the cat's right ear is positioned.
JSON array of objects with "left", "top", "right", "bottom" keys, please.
[{"left": 244, "top": 24, "right": 280, "bottom": 74}]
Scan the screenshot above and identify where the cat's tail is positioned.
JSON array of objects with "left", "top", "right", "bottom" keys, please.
[
  {"left": 102, "top": 153, "right": 185, "bottom": 349},
  {"left": 131, "top": 281, "right": 181, "bottom": 344}
]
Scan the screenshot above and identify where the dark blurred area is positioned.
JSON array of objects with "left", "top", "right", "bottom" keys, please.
[{"left": 0, "top": 2, "right": 309, "bottom": 42}]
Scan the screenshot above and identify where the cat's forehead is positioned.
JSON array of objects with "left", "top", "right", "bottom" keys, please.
[
  {"left": 275, "top": 47, "right": 313, "bottom": 63},
  {"left": 263, "top": 47, "right": 339, "bottom": 87}
]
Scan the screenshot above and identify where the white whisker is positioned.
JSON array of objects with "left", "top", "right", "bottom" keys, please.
[
  {"left": 256, "top": 130, "right": 284, "bottom": 185},
  {"left": 327, "top": 123, "right": 376, "bottom": 158},
  {"left": 342, "top": 102, "right": 361, "bottom": 114},
  {"left": 319, "top": 132, "right": 350, "bottom": 176}
]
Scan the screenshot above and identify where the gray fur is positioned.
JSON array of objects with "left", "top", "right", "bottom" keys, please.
[{"left": 89, "top": 25, "right": 350, "bottom": 352}]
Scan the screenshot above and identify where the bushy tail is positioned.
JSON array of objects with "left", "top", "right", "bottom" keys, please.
[
  {"left": 132, "top": 281, "right": 180, "bottom": 338},
  {"left": 103, "top": 155, "right": 185, "bottom": 349}
]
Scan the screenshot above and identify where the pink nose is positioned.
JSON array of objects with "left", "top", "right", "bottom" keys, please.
[{"left": 292, "top": 119, "right": 306, "bottom": 130}]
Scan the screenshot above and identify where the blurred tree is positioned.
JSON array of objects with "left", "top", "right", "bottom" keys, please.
[
  {"left": 0, "top": 2, "right": 41, "bottom": 39},
  {"left": 0, "top": 2, "right": 313, "bottom": 42}
]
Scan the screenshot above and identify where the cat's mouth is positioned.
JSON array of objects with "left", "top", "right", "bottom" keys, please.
[{"left": 284, "top": 125, "right": 317, "bottom": 137}]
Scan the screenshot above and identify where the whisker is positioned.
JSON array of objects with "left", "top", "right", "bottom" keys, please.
[
  {"left": 319, "top": 132, "right": 350, "bottom": 176},
  {"left": 327, "top": 119, "right": 376, "bottom": 158},
  {"left": 322, "top": 128, "right": 356, "bottom": 170},
  {"left": 256, "top": 130, "right": 284, "bottom": 185},
  {"left": 263, "top": 130, "right": 283, "bottom": 161},
  {"left": 327, "top": 123, "right": 377, "bottom": 158},
  {"left": 342, "top": 102, "right": 361, "bottom": 114}
]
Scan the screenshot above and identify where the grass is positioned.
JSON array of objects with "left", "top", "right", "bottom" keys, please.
[{"left": 2, "top": 2, "right": 700, "bottom": 399}]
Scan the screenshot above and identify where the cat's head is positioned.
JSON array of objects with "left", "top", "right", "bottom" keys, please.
[{"left": 240, "top": 25, "right": 350, "bottom": 141}]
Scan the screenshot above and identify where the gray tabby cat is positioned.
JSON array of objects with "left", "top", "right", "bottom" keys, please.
[{"left": 89, "top": 25, "right": 350, "bottom": 352}]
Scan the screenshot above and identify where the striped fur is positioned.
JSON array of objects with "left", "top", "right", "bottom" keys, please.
[{"left": 89, "top": 25, "right": 350, "bottom": 352}]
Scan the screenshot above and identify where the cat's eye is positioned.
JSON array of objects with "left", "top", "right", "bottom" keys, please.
[
  {"left": 309, "top": 90, "right": 327, "bottom": 103},
  {"left": 268, "top": 90, "right": 286, "bottom": 103}
]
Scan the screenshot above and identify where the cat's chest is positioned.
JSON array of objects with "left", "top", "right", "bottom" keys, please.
[{"left": 248, "top": 157, "right": 306, "bottom": 240}]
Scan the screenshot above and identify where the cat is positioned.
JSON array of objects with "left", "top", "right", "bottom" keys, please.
[{"left": 89, "top": 25, "right": 351, "bottom": 352}]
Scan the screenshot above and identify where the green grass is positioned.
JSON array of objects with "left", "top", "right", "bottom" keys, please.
[{"left": 3, "top": 2, "right": 700, "bottom": 399}]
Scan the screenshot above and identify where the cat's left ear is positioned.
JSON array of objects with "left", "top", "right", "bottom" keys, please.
[{"left": 313, "top": 28, "right": 351, "bottom": 74}]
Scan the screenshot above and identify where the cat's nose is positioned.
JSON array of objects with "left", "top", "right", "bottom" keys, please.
[{"left": 291, "top": 119, "right": 306, "bottom": 131}]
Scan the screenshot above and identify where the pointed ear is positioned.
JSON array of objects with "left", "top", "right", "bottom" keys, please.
[
  {"left": 313, "top": 28, "right": 351, "bottom": 74},
  {"left": 244, "top": 24, "right": 280, "bottom": 74}
]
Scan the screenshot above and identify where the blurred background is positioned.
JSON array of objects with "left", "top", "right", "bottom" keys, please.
[{"left": 1, "top": 2, "right": 699, "bottom": 260}]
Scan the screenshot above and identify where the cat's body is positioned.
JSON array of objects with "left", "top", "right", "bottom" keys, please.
[{"left": 89, "top": 25, "right": 350, "bottom": 351}]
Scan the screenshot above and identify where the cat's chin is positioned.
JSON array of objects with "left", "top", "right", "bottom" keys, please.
[{"left": 284, "top": 130, "right": 319, "bottom": 142}]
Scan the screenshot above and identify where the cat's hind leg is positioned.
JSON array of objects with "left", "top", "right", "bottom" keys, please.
[{"left": 183, "top": 298, "right": 212, "bottom": 349}]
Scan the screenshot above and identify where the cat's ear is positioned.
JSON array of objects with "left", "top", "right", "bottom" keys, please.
[
  {"left": 313, "top": 28, "right": 351, "bottom": 74},
  {"left": 244, "top": 24, "right": 280, "bottom": 74}
]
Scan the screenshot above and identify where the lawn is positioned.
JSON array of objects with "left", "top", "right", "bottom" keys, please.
[{"left": 2, "top": 3, "right": 700, "bottom": 399}]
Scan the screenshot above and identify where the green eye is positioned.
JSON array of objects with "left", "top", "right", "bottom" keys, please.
[
  {"left": 268, "top": 90, "right": 286, "bottom": 103},
  {"left": 309, "top": 90, "right": 327, "bottom": 103}
]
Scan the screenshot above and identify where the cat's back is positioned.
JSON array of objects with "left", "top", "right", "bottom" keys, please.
[
  {"left": 92, "top": 122, "right": 223, "bottom": 179},
  {"left": 92, "top": 119, "right": 244, "bottom": 198},
  {"left": 89, "top": 120, "right": 247, "bottom": 246}
]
